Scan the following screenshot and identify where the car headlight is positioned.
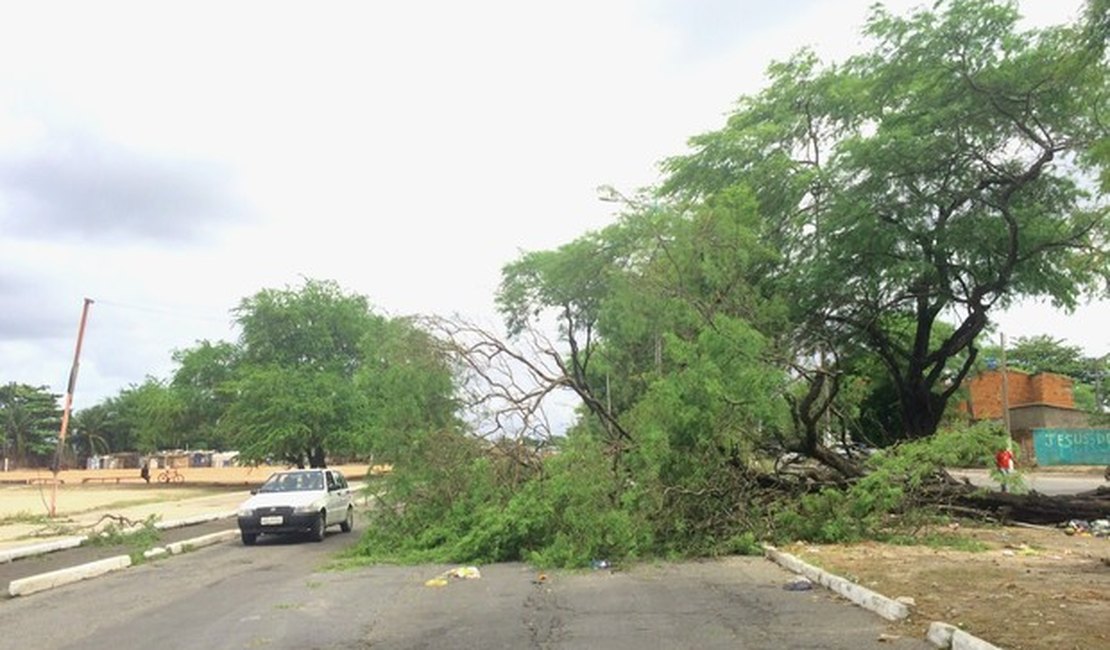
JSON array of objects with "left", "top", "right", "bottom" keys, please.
[
  {"left": 238, "top": 508, "right": 253, "bottom": 517},
  {"left": 294, "top": 502, "right": 321, "bottom": 514}
]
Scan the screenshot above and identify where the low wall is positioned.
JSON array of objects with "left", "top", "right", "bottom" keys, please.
[
  {"left": 1032, "top": 428, "right": 1110, "bottom": 465},
  {"left": 0, "top": 464, "right": 384, "bottom": 486}
]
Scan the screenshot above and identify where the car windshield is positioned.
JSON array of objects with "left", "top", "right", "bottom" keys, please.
[{"left": 258, "top": 471, "right": 324, "bottom": 493}]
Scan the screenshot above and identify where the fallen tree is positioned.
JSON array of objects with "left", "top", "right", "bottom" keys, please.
[{"left": 944, "top": 483, "right": 1110, "bottom": 526}]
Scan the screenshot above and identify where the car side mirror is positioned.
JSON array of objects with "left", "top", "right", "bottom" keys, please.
[{"left": 250, "top": 488, "right": 258, "bottom": 495}]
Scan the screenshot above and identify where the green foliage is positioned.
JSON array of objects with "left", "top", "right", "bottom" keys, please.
[
  {"left": 773, "top": 421, "right": 1008, "bottom": 543},
  {"left": 64, "top": 278, "right": 459, "bottom": 465},
  {"left": 350, "top": 432, "right": 651, "bottom": 568},
  {"left": 515, "top": 435, "right": 650, "bottom": 568},
  {"left": 73, "top": 400, "right": 135, "bottom": 455},
  {"left": 1, "top": 383, "right": 61, "bottom": 467},
  {"left": 115, "top": 378, "right": 186, "bottom": 453},
  {"left": 347, "top": 1, "right": 1110, "bottom": 570},
  {"left": 169, "top": 340, "right": 239, "bottom": 449},
  {"left": 356, "top": 317, "right": 460, "bottom": 463},
  {"left": 663, "top": 0, "right": 1110, "bottom": 439},
  {"left": 85, "top": 515, "right": 162, "bottom": 564}
]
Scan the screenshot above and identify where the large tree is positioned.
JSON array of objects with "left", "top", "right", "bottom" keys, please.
[
  {"left": 223, "top": 278, "right": 458, "bottom": 468},
  {"left": 114, "top": 378, "right": 187, "bottom": 452},
  {"left": 0, "top": 383, "right": 61, "bottom": 467},
  {"left": 662, "top": 0, "right": 1109, "bottom": 439},
  {"left": 169, "top": 340, "right": 239, "bottom": 449},
  {"left": 225, "top": 279, "right": 379, "bottom": 467}
]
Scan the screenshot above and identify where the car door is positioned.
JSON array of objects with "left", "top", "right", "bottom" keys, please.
[
  {"left": 325, "top": 470, "right": 348, "bottom": 519},
  {"left": 335, "top": 471, "right": 352, "bottom": 509}
]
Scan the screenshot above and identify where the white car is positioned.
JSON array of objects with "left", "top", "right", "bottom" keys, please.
[{"left": 236, "top": 468, "right": 355, "bottom": 545}]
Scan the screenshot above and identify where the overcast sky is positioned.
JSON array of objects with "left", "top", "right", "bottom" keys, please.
[{"left": 1, "top": 0, "right": 1103, "bottom": 410}]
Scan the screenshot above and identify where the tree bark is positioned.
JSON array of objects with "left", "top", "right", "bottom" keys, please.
[{"left": 937, "top": 484, "right": 1110, "bottom": 525}]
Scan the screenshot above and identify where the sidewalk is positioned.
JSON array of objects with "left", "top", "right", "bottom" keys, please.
[{"left": 0, "top": 489, "right": 248, "bottom": 554}]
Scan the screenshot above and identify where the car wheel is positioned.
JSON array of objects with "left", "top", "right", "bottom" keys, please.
[
  {"left": 340, "top": 506, "right": 353, "bottom": 533},
  {"left": 311, "top": 511, "right": 326, "bottom": 542},
  {"left": 241, "top": 531, "right": 257, "bottom": 546}
]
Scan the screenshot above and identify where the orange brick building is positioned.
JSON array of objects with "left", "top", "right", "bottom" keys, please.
[
  {"left": 962, "top": 369, "right": 1075, "bottom": 420},
  {"left": 960, "top": 369, "right": 1095, "bottom": 465}
]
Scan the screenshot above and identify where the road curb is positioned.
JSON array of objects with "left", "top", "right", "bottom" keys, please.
[
  {"left": 7, "top": 528, "right": 237, "bottom": 598},
  {"left": 0, "top": 536, "right": 87, "bottom": 564},
  {"left": 764, "top": 546, "right": 1006, "bottom": 649},
  {"left": 763, "top": 545, "right": 911, "bottom": 621},
  {"left": 164, "top": 529, "right": 239, "bottom": 554},
  {"left": 8, "top": 555, "right": 131, "bottom": 597},
  {"left": 926, "top": 622, "right": 1005, "bottom": 650},
  {"left": 0, "top": 511, "right": 236, "bottom": 565},
  {"left": 155, "top": 511, "right": 236, "bottom": 531}
]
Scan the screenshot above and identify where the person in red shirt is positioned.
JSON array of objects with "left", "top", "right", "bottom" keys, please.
[{"left": 995, "top": 448, "right": 1015, "bottom": 492}]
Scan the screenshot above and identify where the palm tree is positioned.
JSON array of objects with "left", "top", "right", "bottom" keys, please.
[
  {"left": 2, "top": 401, "right": 35, "bottom": 467},
  {"left": 71, "top": 409, "right": 111, "bottom": 464}
]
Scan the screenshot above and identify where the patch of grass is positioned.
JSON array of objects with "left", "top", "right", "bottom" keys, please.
[
  {"left": 305, "top": 580, "right": 324, "bottom": 589},
  {"left": 0, "top": 511, "right": 53, "bottom": 526},
  {"left": 884, "top": 532, "right": 990, "bottom": 552}
]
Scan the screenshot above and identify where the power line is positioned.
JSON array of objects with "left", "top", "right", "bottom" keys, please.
[{"left": 92, "top": 298, "right": 234, "bottom": 326}]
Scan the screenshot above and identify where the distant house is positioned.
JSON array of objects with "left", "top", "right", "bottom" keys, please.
[
  {"left": 86, "top": 452, "right": 141, "bottom": 470},
  {"left": 959, "top": 369, "right": 1107, "bottom": 466}
]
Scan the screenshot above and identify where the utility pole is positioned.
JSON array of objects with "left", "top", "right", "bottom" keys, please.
[
  {"left": 49, "top": 298, "right": 94, "bottom": 518},
  {"left": 1000, "top": 332, "right": 1012, "bottom": 451}
]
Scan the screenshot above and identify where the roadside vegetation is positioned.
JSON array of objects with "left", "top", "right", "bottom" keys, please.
[
  {"left": 348, "top": 0, "right": 1108, "bottom": 568},
  {"left": 82, "top": 515, "right": 162, "bottom": 564},
  {"left": 4, "top": 0, "right": 1108, "bottom": 569}
]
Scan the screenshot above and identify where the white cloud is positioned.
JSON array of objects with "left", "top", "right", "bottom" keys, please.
[{"left": 0, "top": 0, "right": 1100, "bottom": 410}]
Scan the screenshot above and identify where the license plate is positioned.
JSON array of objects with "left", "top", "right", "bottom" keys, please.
[{"left": 260, "top": 516, "right": 283, "bottom": 526}]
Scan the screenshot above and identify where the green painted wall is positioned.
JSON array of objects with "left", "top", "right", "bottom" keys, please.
[{"left": 1032, "top": 429, "right": 1110, "bottom": 465}]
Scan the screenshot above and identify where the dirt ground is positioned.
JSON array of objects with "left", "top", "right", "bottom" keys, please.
[
  {"left": 788, "top": 523, "right": 1109, "bottom": 650},
  {"left": 0, "top": 464, "right": 376, "bottom": 520}
]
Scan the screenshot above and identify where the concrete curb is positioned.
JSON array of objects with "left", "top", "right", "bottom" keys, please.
[
  {"left": 764, "top": 546, "right": 1006, "bottom": 650},
  {"left": 8, "top": 528, "right": 238, "bottom": 598},
  {"left": 927, "top": 622, "right": 1005, "bottom": 650},
  {"left": 164, "top": 529, "right": 239, "bottom": 555},
  {"left": 0, "top": 511, "right": 236, "bottom": 565},
  {"left": 8, "top": 555, "right": 131, "bottom": 597},
  {"left": 763, "top": 546, "right": 910, "bottom": 621},
  {"left": 0, "top": 536, "right": 87, "bottom": 564},
  {"left": 144, "top": 528, "right": 238, "bottom": 558},
  {"left": 155, "top": 511, "right": 236, "bottom": 531}
]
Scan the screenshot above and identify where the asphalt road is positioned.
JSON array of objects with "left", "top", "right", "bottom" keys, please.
[
  {"left": 948, "top": 468, "right": 1107, "bottom": 495},
  {"left": 0, "top": 517, "right": 238, "bottom": 588},
  {"left": 0, "top": 529, "right": 931, "bottom": 650}
]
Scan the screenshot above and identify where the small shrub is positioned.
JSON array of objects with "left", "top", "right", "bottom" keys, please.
[{"left": 85, "top": 515, "right": 162, "bottom": 553}]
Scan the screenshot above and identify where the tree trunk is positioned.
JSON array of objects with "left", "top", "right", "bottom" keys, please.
[
  {"left": 934, "top": 483, "right": 1110, "bottom": 524},
  {"left": 898, "top": 384, "right": 947, "bottom": 439}
]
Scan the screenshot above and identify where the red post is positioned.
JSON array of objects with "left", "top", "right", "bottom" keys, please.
[{"left": 49, "top": 298, "right": 94, "bottom": 518}]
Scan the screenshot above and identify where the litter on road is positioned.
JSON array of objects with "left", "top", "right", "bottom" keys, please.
[{"left": 424, "top": 566, "right": 482, "bottom": 587}]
